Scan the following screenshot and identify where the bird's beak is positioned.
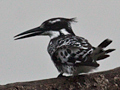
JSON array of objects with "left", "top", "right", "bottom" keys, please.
[{"left": 14, "top": 27, "right": 45, "bottom": 40}]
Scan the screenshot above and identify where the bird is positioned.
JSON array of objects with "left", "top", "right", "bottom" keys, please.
[{"left": 14, "top": 17, "right": 115, "bottom": 77}]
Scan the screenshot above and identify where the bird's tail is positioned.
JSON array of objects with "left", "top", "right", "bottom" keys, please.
[{"left": 91, "top": 39, "right": 115, "bottom": 61}]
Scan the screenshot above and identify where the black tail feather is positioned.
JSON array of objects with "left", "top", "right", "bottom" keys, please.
[
  {"left": 92, "top": 39, "right": 115, "bottom": 61},
  {"left": 98, "top": 39, "right": 112, "bottom": 48},
  {"left": 97, "top": 55, "right": 110, "bottom": 60},
  {"left": 105, "top": 49, "right": 116, "bottom": 53}
]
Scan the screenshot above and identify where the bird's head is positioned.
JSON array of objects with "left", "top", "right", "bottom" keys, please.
[{"left": 14, "top": 17, "right": 76, "bottom": 40}]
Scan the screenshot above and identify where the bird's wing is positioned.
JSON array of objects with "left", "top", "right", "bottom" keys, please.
[
  {"left": 48, "top": 35, "right": 100, "bottom": 67},
  {"left": 52, "top": 45, "right": 99, "bottom": 67}
]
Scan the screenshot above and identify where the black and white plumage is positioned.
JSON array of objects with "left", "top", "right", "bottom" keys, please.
[{"left": 14, "top": 17, "right": 115, "bottom": 76}]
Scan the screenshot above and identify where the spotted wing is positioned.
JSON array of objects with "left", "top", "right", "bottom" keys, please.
[
  {"left": 48, "top": 35, "right": 99, "bottom": 67},
  {"left": 52, "top": 45, "right": 99, "bottom": 67}
]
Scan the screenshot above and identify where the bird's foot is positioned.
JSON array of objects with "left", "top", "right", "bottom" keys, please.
[{"left": 57, "top": 73, "right": 66, "bottom": 78}]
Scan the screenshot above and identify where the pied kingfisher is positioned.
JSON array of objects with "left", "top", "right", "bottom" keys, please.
[{"left": 14, "top": 17, "right": 115, "bottom": 77}]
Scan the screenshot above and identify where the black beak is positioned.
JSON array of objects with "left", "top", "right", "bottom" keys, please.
[{"left": 14, "top": 27, "right": 45, "bottom": 40}]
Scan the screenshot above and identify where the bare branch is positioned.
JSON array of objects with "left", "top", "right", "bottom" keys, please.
[{"left": 0, "top": 67, "right": 120, "bottom": 90}]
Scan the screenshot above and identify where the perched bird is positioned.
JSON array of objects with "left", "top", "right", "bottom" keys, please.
[{"left": 14, "top": 17, "right": 115, "bottom": 77}]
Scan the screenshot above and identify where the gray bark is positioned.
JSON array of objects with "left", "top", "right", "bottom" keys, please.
[{"left": 0, "top": 67, "right": 120, "bottom": 90}]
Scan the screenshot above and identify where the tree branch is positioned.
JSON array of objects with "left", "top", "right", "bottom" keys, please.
[{"left": 0, "top": 67, "right": 120, "bottom": 90}]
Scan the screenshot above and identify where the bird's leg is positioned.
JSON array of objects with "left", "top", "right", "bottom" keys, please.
[{"left": 57, "top": 73, "right": 64, "bottom": 78}]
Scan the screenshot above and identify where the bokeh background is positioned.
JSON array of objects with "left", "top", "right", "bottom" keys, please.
[{"left": 0, "top": 0, "right": 119, "bottom": 85}]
